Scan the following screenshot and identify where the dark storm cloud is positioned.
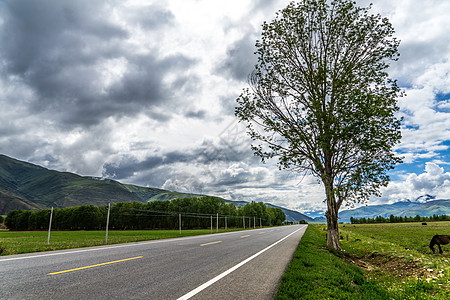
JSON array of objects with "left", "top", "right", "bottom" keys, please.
[
  {"left": 0, "top": 135, "right": 50, "bottom": 159},
  {"left": 103, "top": 155, "right": 164, "bottom": 179},
  {"left": 103, "top": 149, "right": 202, "bottom": 180},
  {"left": 216, "top": 0, "right": 292, "bottom": 83},
  {"left": 216, "top": 32, "right": 257, "bottom": 81},
  {"left": 125, "top": 4, "right": 175, "bottom": 30},
  {"left": 393, "top": 40, "right": 450, "bottom": 86},
  {"left": 184, "top": 110, "right": 207, "bottom": 119},
  {"left": 0, "top": 0, "right": 197, "bottom": 127},
  {"left": 105, "top": 53, "right": 197, "bottom": 117},
  {"left": 1, "top": 1, "right": 127, "bottom": 76},
  {"left": 219, "top": 93, "right": 240, "bottom": 116},
  {"left": 102, "top": 131, "right": 256, "bottom": 182}
]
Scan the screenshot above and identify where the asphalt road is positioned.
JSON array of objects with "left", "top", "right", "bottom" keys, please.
[{"left": 0, "top": 225, "right": 307, "bottom": 300}]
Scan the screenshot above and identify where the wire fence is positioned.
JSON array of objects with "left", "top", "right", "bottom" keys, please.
[{"left": 4, "top": 198, "right": 286, "bottom": 234}]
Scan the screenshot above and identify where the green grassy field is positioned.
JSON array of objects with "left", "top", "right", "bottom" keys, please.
[
  {"left": 276, "top": 224, "right": 390, "bottom": 299},
  {"left": 277, "top": 222, "right": 450, "bottom": 299},
  {"left": 0, "top": 228, "right": 246, "bottom": 256},
  {"left": 340, "top": 222, "right": 450, "bottom": 299}
]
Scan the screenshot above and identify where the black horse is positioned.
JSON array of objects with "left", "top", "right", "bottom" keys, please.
[{"left": 429, "top": 235, "right": 450, "bottom": 253}]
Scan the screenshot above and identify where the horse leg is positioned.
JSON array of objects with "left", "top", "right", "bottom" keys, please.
[{"left": 438, "top": 244, "right": 443, "bottom": 254}]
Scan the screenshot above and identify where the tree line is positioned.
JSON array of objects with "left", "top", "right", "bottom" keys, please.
[
  {"left": 4, "top": 196, "right": 286, "bottom": 230},
  {"left": 350, "top": 214, "right": 450, "bottom": 224}
]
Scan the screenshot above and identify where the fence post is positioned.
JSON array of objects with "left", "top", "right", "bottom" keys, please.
[
  {"left": 225, "top": 216, "right": 227, "bottom": 231},
  {"left": 179, "top": 213, "right": 181, "bottom": 235},
  {"left": 211, "top": 215, "right": 213, "bottom": 233},
  {"left": 47, "top": 207, "right": 53, "bottom": 245},
  {"left": 243, "top": 216, "right": 245, "bottom": 229},
  {"left": 260, "top": 218, "right": 262, "bottom": 228},
  {"left": 105, "top": 203, "right": 111, "bottom": 244},
  {"left": 216, "top": 213, "right": 219, "bottom": 232}
]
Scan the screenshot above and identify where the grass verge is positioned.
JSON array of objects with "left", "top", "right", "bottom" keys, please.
[
  {"left": 276, "top": 224, "right": 390, "bottom": 300},
  {"left": 0, "top": 228, "right": 247, "bottom": 256}
]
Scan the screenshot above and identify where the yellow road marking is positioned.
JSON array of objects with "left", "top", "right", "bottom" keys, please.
[
  {"left": 240, "top": 235, "right": 250, "bottom": 238},
  {"left": 259, "top": 232, "right": 266, "bottom": 234},
  {"left": 48, "top": 256, "right": 143, "bottom": 275},
  {"left": 200, "top": 241, "right": 222, "bottom": 246}
]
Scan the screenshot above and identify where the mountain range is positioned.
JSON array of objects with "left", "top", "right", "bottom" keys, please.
[
  {"left": 338, "top": 196, "right": 450, "bottom": 222},
  {"left": 0, "top": 154, "right": 313, "bottom": 222},
  {"left": 2, "top": 154, "right": 449, "bottom": 223}
]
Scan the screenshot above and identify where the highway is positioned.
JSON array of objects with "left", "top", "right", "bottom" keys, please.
[{"left": 0, "top": 225, "right": 307, "bottom": 299}]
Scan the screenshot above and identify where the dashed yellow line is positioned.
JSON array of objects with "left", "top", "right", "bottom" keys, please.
[
  {"left": 48, "top": 256, "right": 143, "bottom": 275},
  {"left": 200, "top": 241, "right": 222, "bottom": 246},
  {"left": 240, "top": 235, "right": 250, "bottom": 238},
  {"left": 259, "top": 232, "right": 266, "bottom": 234}
]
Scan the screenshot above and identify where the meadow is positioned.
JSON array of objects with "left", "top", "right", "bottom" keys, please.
[
  {"left": 0, "top": 228, "right": 245, "bottom": 255},
  {"left": 340, "top": 222, "right": 450, "bottom": 299},
  {"left": 276, "top": 224, "right": 390, "bottom": 299},
  {"left": 277, "top": 222, "right": 450, "bottom": 299}
]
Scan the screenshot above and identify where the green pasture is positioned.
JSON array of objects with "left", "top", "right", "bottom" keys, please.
[
  {"left": 277, "top": 222, "right": 450, "bottom": 299},
  {"left": 0, "top": 228, "right": 245, "bottom": 256},
  {"left": 276, "top": 224, "right": 389, "bottom": 299},
  {"left": 340, "top": 222, "right": 450, "bottom": 299}
]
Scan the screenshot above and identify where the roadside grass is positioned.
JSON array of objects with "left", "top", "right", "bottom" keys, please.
[
  {"left": 340, "top": 222, "right": 450, "bottom": 299},
  {"left": 276, "top": 224, "right": 390, "bottom": 299},
  {"left": 0, "top": 228, "right": 248, "bottom": 256}
]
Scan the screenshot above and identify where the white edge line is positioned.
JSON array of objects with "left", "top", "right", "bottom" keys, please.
[
  {"left": 177, "top": 226, "right": 305, "bottom": 300},
  {"left": 0, "top": 226, "right": 289, "bottom": 262}
]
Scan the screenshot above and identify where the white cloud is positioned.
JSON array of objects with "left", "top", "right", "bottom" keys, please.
[
  {"left": 377, "top": 162, "right": 450, "bottom": 204},
  {"left": 0, "top": 0, "right": 448, "bottom": 215}
]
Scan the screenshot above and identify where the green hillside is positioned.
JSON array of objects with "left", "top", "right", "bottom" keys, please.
[
  {"left": 0, "top": 154, "right": 312, "bottom": 221},
  {"left": 0, "top": 189, "right": 41, "bottom": 212},
  {"left": 0, "top": 155, "right": 144, "bottom": 213}
]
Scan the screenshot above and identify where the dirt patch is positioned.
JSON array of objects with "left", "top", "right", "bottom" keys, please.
[{"left": 343, "top": 252, "right": 434, "bottom": 279}]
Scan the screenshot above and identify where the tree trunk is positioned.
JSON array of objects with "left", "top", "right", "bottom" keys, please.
[
  {"left": 326, "top": 208, "right": 341, "bottom": 250},
  {"left": 324, "top": 178, "right": 341, "bottom": 251}
]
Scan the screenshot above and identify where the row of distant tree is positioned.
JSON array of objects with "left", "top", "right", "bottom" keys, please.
[
  {"left": 4, "top": 196, "right": 286, "bottom": 230},
  {"left": 350, "top": 214, "right": 450, "bottom": 224}
]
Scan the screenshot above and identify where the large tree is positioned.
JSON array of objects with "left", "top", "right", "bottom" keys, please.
[{"left": 235, "top": 0, "right": 402, "bottom": 250}]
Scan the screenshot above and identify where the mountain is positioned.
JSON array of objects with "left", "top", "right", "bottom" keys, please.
[
  {"left": 0, "top": 154, "right": 311, "bottom": 221},
  {"left": 0, "top": 154, "right": 208, "bottom": 214},
  {"left": 265, "top": 203, "right": 314, "bottom": 222},
  {"left": 339, "top": 198, "right": 450, "bottom": 222}
]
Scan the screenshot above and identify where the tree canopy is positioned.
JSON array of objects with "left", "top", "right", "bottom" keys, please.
[{"left": 235, "top": 0, "right": 403, "bottom": 250}]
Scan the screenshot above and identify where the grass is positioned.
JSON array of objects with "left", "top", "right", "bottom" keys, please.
[
  {"left": 0, "top": 228, "right": 247, "bottom": 256},
  {"left": 4, "top": 221, "right": 449, "bottom": 299},
  {"left": 340, "top": 222, "right": 450, "bottom": 299},
  {"left": 277, "top": 222, "right": 450, "bottom": 299},
  {"left": 276, "top": 224, "right": 390, "bottom": 299}
]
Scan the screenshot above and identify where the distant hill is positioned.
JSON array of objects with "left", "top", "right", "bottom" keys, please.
[
  {"left": 339, "top": 197, "right": 450, "bottom": 222},
  {"left": 0, "top": 154, "right": 208, "bottom": 214},
  {"left": 265, "top": 203, "right": 314, "bottom": 222},
  {"left": 0, "top": 154, "right": 311, "bottom": 221}
]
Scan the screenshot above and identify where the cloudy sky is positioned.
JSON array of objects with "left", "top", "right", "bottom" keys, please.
[{"left": 0, "top": 0, "right": 449, "bottom": 218}]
